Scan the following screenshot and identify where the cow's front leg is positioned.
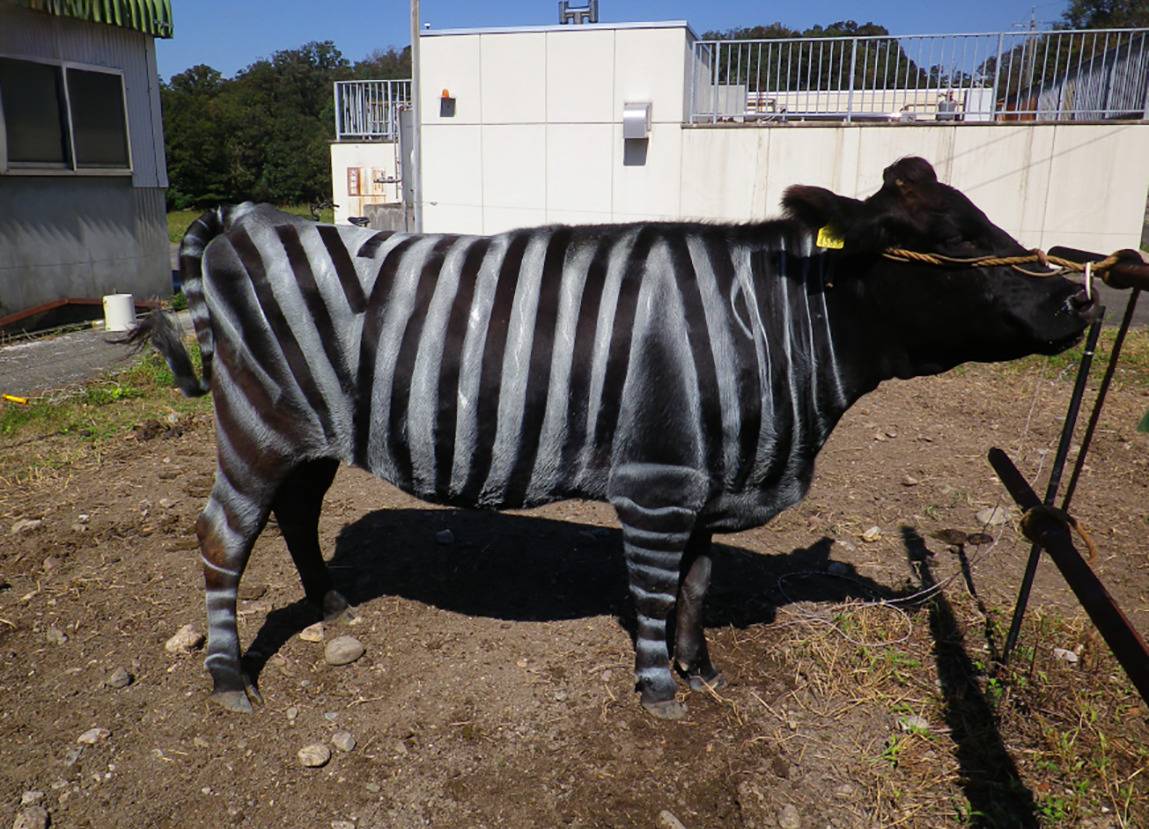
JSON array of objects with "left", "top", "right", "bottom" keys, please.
[
  {"left": 610, "top": 464, "right": 708, "bottom": 721},
  {"left": 674, "top": 530, "right": 724, "bottom": 691}
]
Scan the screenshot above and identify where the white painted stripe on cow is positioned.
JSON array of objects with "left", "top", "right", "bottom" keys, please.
[
  {"left": 526, "top": 238, "right": 595, "bottom": 503},
  {"left": 583, "top": 228, "right": 640, "bottom": 474},
  {"left": 449, "top": 235, "right": 510, "bottom": 495},
  {"left": 365, "top": 235, "right": 439, "bottom": 476},
  {"left": 481, "top": 231, "right": 550, "bottom": 502},
  {"left": 687, "top": 233, "right": 742, "bottom": 482},
  {"left": 407, "top": 237, "right": 471, "bottom": 494}
]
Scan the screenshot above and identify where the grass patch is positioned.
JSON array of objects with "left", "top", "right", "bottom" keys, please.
[
  {"left": 0, "top": 347, "right": 212, "bottom": 482},
  {"left": 167, "top": 204, "right": 335, "bottom": 243}
]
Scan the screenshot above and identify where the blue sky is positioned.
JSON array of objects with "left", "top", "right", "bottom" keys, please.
[{"left": 156, "top": 0, "right": 1070, "bottom": 80}]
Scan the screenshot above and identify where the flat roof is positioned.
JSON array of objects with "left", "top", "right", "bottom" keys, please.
[{"left": 421, "top": 20, "right": 697, "bottom": 38}]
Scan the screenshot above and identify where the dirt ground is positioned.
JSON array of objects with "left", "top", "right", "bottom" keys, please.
[{"left": 1, "top": 359, "right": 1147, "bottom": 829}]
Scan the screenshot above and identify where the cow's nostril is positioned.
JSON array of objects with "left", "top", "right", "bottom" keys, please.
[
  {"left": 1068, "top": 288, "right": 1093, "bottom": 310},
  {"left": 1068, "top": 287, "right": 1103, "bottom": 322}
]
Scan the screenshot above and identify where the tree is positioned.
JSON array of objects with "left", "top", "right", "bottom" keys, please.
[
  {"left": 162, "top": 40, "right": 400, "bottom": 208},
  {"left": 352, "top": 46, "right": 411, "bottom": 80},
  {"left": 698, "top": 20, "right": 934, "bottom": 93},
  {"left": 1063, "top": 0, "right": 1149, "bottom": 28},
  {"left": 161, "top": 65, "right": 233, "bottom": 208}
]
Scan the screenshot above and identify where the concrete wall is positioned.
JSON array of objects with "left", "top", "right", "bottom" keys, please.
[
  {"left": 680, "top": 122, "right": 1149, "bottom": 252},
  {"left": 416, "top": 22, "right": 1149, "bottom": 253},
  {"left": 0, "top": 5, "right": 169, "bottom": 316},
  {"left": 330, "top": 141, "right": 401, "bottom": 226}
]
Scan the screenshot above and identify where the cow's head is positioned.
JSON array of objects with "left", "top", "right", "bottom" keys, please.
[{"left": 783, "top": 157, "right": 1096, "bottom": 376}]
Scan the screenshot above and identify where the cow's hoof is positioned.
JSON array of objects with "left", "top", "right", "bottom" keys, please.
[
  {"left": 211, "top": 689, "right": 254, "bottom": 713},
  {"left": 642, "top": 698, "right": 688, "bottom": 720},
  {"left": 244, "top": 676, "right": 264, "bottom": 706},
  {"left": 687, "top": 672, "right": 727, "bottom": 693},
  {"left": 210, "top": 672, "right": 263, "bottom": 712},
  {"left": 322, "top": 590, "right": 356, "bottom": 623}
]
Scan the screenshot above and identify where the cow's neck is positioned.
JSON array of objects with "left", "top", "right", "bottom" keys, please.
[{"left": 749, "top": 250, "right": 886, "bottom": 457}]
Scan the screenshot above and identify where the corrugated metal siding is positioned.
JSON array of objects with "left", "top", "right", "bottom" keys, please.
[
  {"left": 0, "top": 179, "right": 170, "bottom": 314},
  {"left": 0, "top": 4, "right": 167, "bottom": 187}
]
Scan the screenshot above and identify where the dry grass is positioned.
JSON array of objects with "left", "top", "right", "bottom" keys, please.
[{"left": 709, "top": 582, "right": 1149, "bottom": 827}]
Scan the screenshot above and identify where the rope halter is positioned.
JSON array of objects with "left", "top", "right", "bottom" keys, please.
[{"left": 881, "top": 247, "right": 1122, "bottom": 280}]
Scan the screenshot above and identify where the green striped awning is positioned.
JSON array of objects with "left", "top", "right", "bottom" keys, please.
[{"left": 14, "top": 0, "right": 174, "bottom": 37}]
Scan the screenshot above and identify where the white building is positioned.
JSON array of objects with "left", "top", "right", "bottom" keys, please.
[
  {"left": 0, "top": 0, "right": 171, "bottom": 326},
  {"left": 333, "top": 20, "right": 1149, "bottom": 253}
]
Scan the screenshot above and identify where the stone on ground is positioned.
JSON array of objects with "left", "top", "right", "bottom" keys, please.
[
  {"left": 165, "top": 624, "right": 205, "bottom": 655},
  {"left": 297, "top": 743, "right": 331, "bottom": 768},
  {"left": 324, "top": 636, "right": 365, "bottom": 666}
]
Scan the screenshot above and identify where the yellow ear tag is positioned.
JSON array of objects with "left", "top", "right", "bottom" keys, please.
[{"left": 816, "top": 226, "right": 844, "bottom": 249}]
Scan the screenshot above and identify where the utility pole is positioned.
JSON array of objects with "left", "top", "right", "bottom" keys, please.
[{"left": 410, "top": 0, "right": 422, "bottom": 232}]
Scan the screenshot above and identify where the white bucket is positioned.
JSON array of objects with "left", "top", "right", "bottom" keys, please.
[{"left": 102, "top": 293, "right": 136, "bottom": 332}]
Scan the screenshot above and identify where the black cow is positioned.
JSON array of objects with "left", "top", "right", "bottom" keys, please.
[{"left": 133, "top": 156, "right": 1093, "bottom": 718}]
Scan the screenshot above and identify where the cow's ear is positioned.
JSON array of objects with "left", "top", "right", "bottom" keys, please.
[
  {"left": 881, "top": 156, "right": 938, "bottom": 213},
  {"left": 782, "top": 185, "right": 863, "bottom": 237}
]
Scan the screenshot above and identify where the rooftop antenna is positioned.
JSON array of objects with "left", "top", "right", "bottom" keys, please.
[{"left": 559, "top": 0, "right": 598, "bottom": 24}]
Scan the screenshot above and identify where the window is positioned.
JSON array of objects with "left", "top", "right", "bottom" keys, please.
[
  {"left": 0, "top": 56, "right": 131, "bottom": 173},
  {"left": 0, "top": 58, "right": 70, "bottom": 166},
  {"left": 67, "top": 68, "right": 130, "bottom": 168}
]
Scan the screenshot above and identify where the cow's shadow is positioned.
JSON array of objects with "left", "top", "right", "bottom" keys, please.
[{"left": 243, "top": 508, "right": 904, "bottom": 679}]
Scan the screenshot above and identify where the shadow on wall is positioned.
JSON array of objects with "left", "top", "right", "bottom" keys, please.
[{"left": 623, "top": 138, "right": 648, "bottom": 167}]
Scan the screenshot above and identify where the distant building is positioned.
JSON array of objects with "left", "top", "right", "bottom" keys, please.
[{"left": 0, "top": 0, "right": 173, "bottom": 325}]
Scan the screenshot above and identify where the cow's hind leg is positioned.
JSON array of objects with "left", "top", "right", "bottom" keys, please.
[
  {"left": 674, "top": 531, "right": 725, "bottom": 692},
  {"left": 198, "top": 469, "right": 277, "bottom": 713},
  {"left": 610, "top": 464, "right": 708, "bottom": 721},
  {"left": 271, "top": 458, "right": 352, "bottom": 621}
]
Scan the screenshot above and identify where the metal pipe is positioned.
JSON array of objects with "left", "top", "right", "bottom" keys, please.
[
  {"left": 845, "top": 39, "right": 857, "bottom": 122},
  {"left": 1063, "top": 288, "right": 1141, "bottom": 508},
  {"left": 1002, "top": 314, "right": 1105, "bottom": 662},
  {"left": 410, "top": 0, "right": 423, "bottom": 232}
]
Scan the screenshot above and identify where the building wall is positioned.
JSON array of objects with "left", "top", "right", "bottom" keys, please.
[
  {"left": 0, "top": 5, "right": 169, "bottom": 316},
  {"left": 681, "top": 122, "right": 1149, "bottom": 252},
  {"left": 417, "top": 22, "right": 1149, "bottom": 253},
  {"left": 330, "top": 141, "right": 401, "bottom": 226},
  {"left": 0, "top": 178, "right": 168, "bottom": 315},
  {"left": 418, "top": 23, "right": 693, "bottom": 234}
]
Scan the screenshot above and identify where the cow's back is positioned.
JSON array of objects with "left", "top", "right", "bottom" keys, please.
[{"left": 199, "top": 217, "right": 790, "bottom": 514}]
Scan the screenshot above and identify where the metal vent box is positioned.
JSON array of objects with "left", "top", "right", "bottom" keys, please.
[{"left": 622, "top": 102, "right": 651, "bottom": 139}]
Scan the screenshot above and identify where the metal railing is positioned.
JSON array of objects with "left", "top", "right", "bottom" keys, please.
[
  {"left": 334, "top": 79, "right": 412, "bottom": 141},
  {"left": 688, "top": 29, "right": 1149, "bottom": 124}
]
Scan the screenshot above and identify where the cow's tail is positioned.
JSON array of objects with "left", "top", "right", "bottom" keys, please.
[
  {"left": 119, "top": 310, "right": 208, "bottom": 397},
  {"left": 176, "top": 202, "right": 258, "bottom": 392},
  {"left": 120, "top": 202, "right": 257, "bottom": 397}
]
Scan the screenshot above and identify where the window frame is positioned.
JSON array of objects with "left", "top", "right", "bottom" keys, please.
[{"left": 0, "top": 53, "right": 133, "bottom": 177}]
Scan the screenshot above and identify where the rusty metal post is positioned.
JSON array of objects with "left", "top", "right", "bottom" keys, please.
[{"left": 989, "top": 448, "right": 1149, "bottom": 704}]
